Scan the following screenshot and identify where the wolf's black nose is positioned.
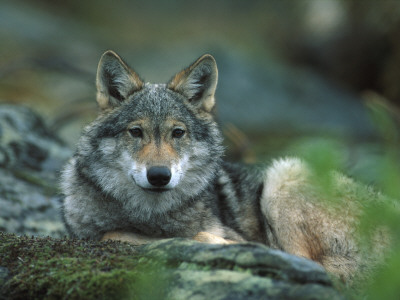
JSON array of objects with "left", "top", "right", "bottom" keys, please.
[{"left": 147, "top": 166, "right": 171, "bottom": 187}]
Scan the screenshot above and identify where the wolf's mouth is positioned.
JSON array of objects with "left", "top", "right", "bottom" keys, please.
[{"left": 141, "top": 187, "right": 170, "bottom": 194}]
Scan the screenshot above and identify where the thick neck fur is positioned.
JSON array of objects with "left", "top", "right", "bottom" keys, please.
[{"left": 72, "top": 91, "right": 224, "bottom": 222}]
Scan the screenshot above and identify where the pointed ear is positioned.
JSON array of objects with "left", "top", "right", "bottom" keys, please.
[
  {"left": 167, "top": 54, "right": 218, "bottom": 112},
  {"left": 96, "top": 50, "right": 144, "bottom": 110}
]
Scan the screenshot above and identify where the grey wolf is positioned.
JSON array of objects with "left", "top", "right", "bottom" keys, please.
[{"left": 61, "top": 50, "right": 389, "bottom": 286}]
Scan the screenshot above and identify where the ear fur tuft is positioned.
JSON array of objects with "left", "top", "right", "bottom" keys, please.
[
  {"left": 96, "top": 50, "right": 144, "bottom": 110},
  {"left": 167, "top": 54, "right": 218, "bottom": 112}
]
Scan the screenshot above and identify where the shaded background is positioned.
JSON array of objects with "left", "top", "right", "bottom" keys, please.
[{"left": 1, "top": 0, "right": 400, "bottom": 180}]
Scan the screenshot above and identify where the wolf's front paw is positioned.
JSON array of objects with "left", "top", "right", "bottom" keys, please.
[
  {"left": 101, "top": 231, "right": 161, "bottom": 245},
  {"left": 193, "top": 232, "right": 236, "bottom": 244}
]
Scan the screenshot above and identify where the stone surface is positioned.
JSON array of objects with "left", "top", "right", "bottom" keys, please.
[
  {"left": 0, "top": 104, "right": 70, "bottom": 237},
  {"left": 0, "top": 233, "right": 344, "bottom": 300},
  {"left": 139, "top": 239, "right": 343, "bottom": 300}
]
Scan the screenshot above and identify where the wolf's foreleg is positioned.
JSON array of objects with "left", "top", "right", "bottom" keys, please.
[
  {"left": 101, "top": 231, "right": 163, "bottom": 245},
  {"left": 102, "top": 231, "right": 236, "bottom": 245},
  {"left": 193, "top": 231, "right": 237, "bottom": 244}
]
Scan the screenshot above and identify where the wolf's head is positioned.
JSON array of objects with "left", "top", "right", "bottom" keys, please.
[{"left": 74, "top": 51, "right": 224, "bottom": 216}]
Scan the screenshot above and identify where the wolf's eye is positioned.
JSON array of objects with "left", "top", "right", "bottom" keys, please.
[
  {"left": 128, "top": 127, "right": 143, "bottom": 138},
  {"left": 172, "top": 128, "right": 185, "bottom": 138}
]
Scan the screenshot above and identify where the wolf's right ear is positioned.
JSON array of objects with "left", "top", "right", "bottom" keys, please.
[
  {"left": 167, "top": 54, "right": 218, "bottom": 113},
  {"left": 96, "top": 50, "right": 144, "bottom": 110}
]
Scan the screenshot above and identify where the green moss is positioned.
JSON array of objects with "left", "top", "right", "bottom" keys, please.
[
  {"left": 2, "top": 234, "right": 265, "bottom": 299},
  {"left": 0, "top": 233, "right": 168, "bottom": 300}
]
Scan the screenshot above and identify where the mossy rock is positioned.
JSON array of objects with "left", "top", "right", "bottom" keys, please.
[
  {"left": 0, "top": 233, "right": 343, "bottom": 300},
  {"left": 0, "top": 233, "right": 149, "bottom": 299}
]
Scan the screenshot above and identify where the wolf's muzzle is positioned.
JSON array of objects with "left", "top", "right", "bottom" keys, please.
[{"left": 147, "top": 166, "right": 171, "bottom": 187}]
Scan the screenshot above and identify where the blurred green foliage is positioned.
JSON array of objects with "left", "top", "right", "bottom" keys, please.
[
  {"left": 362, "top": 100, "right": 400, "bottom": 299},
  {"left": 285, "top": 100, "right": 400, "bottom": 299}
]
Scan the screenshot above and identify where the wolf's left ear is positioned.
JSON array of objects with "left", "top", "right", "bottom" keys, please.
[
  {"left": 167, "top": 54, "right": 218, "bottom": 112},
  {"left": 96, "top": 50, "right": 144, "bottom": 110}
]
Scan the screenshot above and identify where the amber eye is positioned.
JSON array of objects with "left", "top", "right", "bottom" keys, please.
[
  {"left": 172, "top": 128, "right": 185, "bottom": 138},
  {"left": 128, "top": 127, "right": 143, "bottom": 138}
]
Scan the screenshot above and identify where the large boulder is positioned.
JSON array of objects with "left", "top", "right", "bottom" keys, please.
[{"left": 0, "top": 233, "right": 343, "bottom": 300}]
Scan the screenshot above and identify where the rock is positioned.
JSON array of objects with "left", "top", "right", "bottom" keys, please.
[
  {"left": 0, "top": 104, "right": 70, "bottom": 171},
  {"left": 0, "top": 233, "right": 344, "bottom": 299},
  {"left": 0, "top": 104, "right": 71, "bottom": 237},
  {"left": 140, "top": 239, "right": 343, "bottom": 300}
]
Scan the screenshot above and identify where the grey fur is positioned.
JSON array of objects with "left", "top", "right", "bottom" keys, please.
[{"left": 61, "top": 51, "right": 390, "bottom": 286}]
